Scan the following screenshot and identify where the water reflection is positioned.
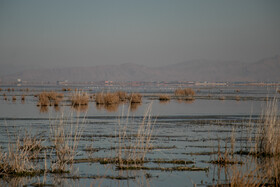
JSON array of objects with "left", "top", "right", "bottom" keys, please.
[
  {"left": 39, "top": 106, "right": 48, "bottom": 113},
  {"left": 104, "top": 104, "right": 119, "bottom": 112},
  {"left": 54, "top": 105, "right": 61, "bottom": 112},
  {"left": 176, "top": 98, "right": 195, "bottom": 104},
  {"left": 71, "top": 105, "right": 89, "bottom": 113},
  {"left": 130, "top": 103, "right": 141, "bottom": 112},
  {"left": 159, "top": 100, "right": 170, "bottom": 104},
  {"left": 96, "top": 104, "right": 119, "bottom": 112}
]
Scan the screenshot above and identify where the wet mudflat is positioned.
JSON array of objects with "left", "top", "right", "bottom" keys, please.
[{"left": 0, "top": 85, "right": 279, "bottom": 186}]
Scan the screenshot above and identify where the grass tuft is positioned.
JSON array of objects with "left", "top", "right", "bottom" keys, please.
[{"left": 71, "top": 91, "right": 89, "bottom": 106}]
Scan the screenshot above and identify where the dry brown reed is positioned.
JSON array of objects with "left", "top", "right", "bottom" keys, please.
[
  {"left": 95, "top": 91, "right": 128, "bottom": 105},
  {"left": 50, "top": 113, "right": 84, "bottom": 173},
  {"left": 0, "top": 132, "right": 43, "bottom": 177},
  {"left": 129, "top": 93, "right": 142, "bottom": 103},
  {"left": 71, "top": 91, "right": 89, "bottom": 106},
  {"left": 174, "top": 88, "right": 195, "bottom": 97},
  {"left": 103, "top": 93, "right": 120, "bottom": 105},
  {"left": 37, "top": 92, "right": 63, "bottom": 107},
  {"left": 95, "top": 92, "right": 105, "bottom": 104},
  {"left": 254, "top": 98, "right": 280, "bottom": 156},
  {"left": 116, "top": 91, "right": 127, "bottom": 101},
  {"left": 158, "top": 94, "right": 170, "bottom": 101},
  {"left": 117, "top": 103, "right": 155, "bottom": 166},
  {"left": 231, "top": 98, "right": 280, "bottom": 186},
  {"left": 230, "top": 164, "right": 267, "bottom": 187}
]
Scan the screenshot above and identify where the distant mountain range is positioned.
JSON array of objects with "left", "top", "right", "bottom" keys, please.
[{"left": 1, "top": 55, "right": 280, "bottom": 82}]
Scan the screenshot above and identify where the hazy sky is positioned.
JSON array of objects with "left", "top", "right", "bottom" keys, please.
[{"left": 0, "top": 0, "right": 280, "bottom": 73}]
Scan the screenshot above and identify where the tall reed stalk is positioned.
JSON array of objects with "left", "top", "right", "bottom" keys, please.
[
  {"left": 117, "top": 103, "right": 155, "bottom": 166},
  {"left": 49, "top": 112, "right": 84, "bottom": 172}
]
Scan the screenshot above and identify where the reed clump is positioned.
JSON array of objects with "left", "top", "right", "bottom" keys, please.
[
  {"left": 116, "top": 91, "right": 127, "bottom": 101},
  {"left": 174, "top": 88, "right": 195, "bottom": 97},
  {"left": 103, "top": 93, "right": 120, "bottom": 105},
  {"left": 95, "top": 91, "right": 128, "bottom": 105},
  {"left": 129, "top": 93, "right": 142, "bottom": 104},
  {"left": 37, "top": 92, "right": 63, "bottom": 107},
  {"left": 231, "top": 98, "right": 280, "bottom": 186},
  {"left": 71, "top": 91, "right": 89, "bottom": 106},
  {"left": 254, "top": 98, "right": 280, "bottom": 157},
  {"left": 95, "top": 92, "right": 105, "bottom": 104},
  {"left": 0, "top": 133, "right": 43, "bottom": 177},
  {"left": 158, "top": 94, "right": 170, "bottom": 101}
]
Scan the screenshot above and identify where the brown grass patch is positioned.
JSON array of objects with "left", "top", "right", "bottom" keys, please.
[
  {"left": 71, "top": 91, "right": 89, "bottom": 106},
  {"left": 175, "top": 88, "right": 195, "bottom": 96},
  {"left": 104, "top": 93, "right": 120, "bottom": 105},
  {"left": 95, "top": 93, "right": 105, "bottom": 104},
  {"left": 158, "top": 94, "right": 170, "bottom": 101},
  {"left": 116, "top": 91, "right": 127, "bottom": 101},
  {"left": 37, "top": 92, "right": 63, "bottom": 107},
  {"left": 129, "top": 93, "right": 142, "bottom": 103}
]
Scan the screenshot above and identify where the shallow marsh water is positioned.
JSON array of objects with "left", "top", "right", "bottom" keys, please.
[{"left": 0, "top": 85, "right": 279, "bottom": 186}]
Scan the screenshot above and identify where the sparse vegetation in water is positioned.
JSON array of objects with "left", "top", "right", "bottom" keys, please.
[
  {"left": 117, "top": 103, "right": 154, "bottom": 167},
  {"left": 0, "top": 132, "right": 44, "bottom": 178},
  {"left": 49, "top": 114, "right": 84, "bottom": 173},
  {"left": 232, "top": 98, "right": 280, "bottom": 186}
]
